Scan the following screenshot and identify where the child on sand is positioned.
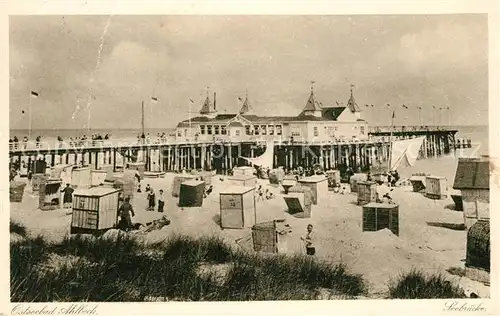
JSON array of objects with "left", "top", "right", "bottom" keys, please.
[
  {"left": 157, "top": 189, "right": 165, "bottom": 213},
  {"left": 147, "top": 187, "right": 156, "bottom": 211},
  {"left": 300, "top": 224, "right": 316, "bottom": 255}
]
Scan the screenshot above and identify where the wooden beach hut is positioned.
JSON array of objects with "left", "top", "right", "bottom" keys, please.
[
  {"left": 357, "top": 181, "right": 377, "bottom": 205},
  {"left": 10, "top": 181, "right": 26, "bottom": 203},
  {"left": 71, "top": 167, "right": 91, "bottom": 189},
  {"left": 465, "top": 220, "right": 490, "bottom": 284},
  {"left": 179, "top": 180, "right": 205, "bottom": 207},
  {"left": 298, "top": 175, "right": 328, "bottom": 205},
  {"left": 350, "top": 173, "right": 368, "bottom": 194},
  {"left": 252, "top": 221, "right": 278, "bottom": 253},
  {"left": 91, "top": 170, "right": 108, "bottom": 187},
  {"left": 171, "top": 174, "right": 199, "bottom": 197},
  {"left": 32, "top": 174, "right": 49, "bottom": 192},
  {"left": 409, "top": 175, "right": 426, "bottom": 193},
  {"left": 362, "top": 203, "right": 399, "bottom": 236},
  {"left": 424, "top": 176, "right": 447, "bottom": 200},
  {"left": 70, "top": 187, "right": 121, "bottom": 234},
  {"left": 219, "top": 186, "right": 256, "bottom": 229},
  {"left": 453, "top": 157, "right": 490, "bottom": 228},
  {"left": 326, "top": 170, "right": 341, "bottom": 187},
  {"left": 284, "top": 185, "right": 313, "bottom": 218},
  {"left": 39, "top": 178, "right": 62, "bottom": 210},
  {"left": 233, "top": 166, "right": 255, "bottom": 177},
  {"left": 228, "top": 175, "right": 258, "bottom": 187}
]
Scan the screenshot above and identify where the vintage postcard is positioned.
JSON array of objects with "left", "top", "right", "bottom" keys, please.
[{"left": 2, "top": 0, "right": 498, "bottom": 315}]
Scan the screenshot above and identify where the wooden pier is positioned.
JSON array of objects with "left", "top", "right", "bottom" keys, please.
[{"left": 9, "top": 126, "right": 459, "bottom": 175}]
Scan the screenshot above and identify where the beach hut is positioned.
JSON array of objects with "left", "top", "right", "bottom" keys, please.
[
  {"left": 298, "top": 175, "right": 328, "bottom": 205},
  {"left": 228, "top": 175, "right": 258, "bottom": 187},
  {"left": 465, "top": 220, "right": 490, "bottom": 284},
  {"left": 31, "top": 159, "right": 47, "bottom": 174},
  {"left": 171, "top": 174, "right": 199, "bottom": 197},
  {"left": 39, "top": 179, "right": 62, "bottom": 210},
  {"left": 91, "top": 170, "right": 108, "bottom": 187},
  {"left": 362, "top": 203, "right": 399, "bottom": 236},
  {"left": 71, "top": 167, "right": 91, "bottom": 189},
  {"left": 409, "top": 175, "right": 426, "bottom": 193},
  {"left": 113, "top": 174, "right": 136, "bottom": 203},
  {"left": 268, "top": 168, "right": 285, "bottom": 185},
  {"left": 453, "top": 157, "right": 490, "bottom": 228},
  {"left": 357, "top": 181, "right": 377, "bottom": 205},
  {"left": 127, "top": 162, "right": 146, "bottom": 179},
  {"left": 349, "top": 173, "right": 368, "bottom": 194},
  {"left": 425, "top": 176, "right": 447, "bottom": 200},
  {"left": 70, "top": 187, "right": 121, "bottom": 234},
  {"left": 233, "top": 166, "right": 255, "bottom": 177},
  {"left": 10, "top": 181, "right": 26, "bottom": 203},
  {"left": 191, "top": 170, "right": 213, "bottom": 185},
  {"left": 99, "top": 164, "right": 115, "bottom": 182},
  {"left": 284, "top": 185, "right": 313, "bottom": 217},
  {"left": 178, "top": 180, "right": 205, "bottom": 207},
  {"left": 32, "top": 174, "right": 49, "bottom": 192},
  {"left": 326, "top": 170, "right": 341, "bottom": 187},
  {"left": 281, "top": 179, "right": 297, "bottom": 194},
  {"left": 252, "top": 221, "right": 278, "bottom": 253},
  {"left": 219, "top": 186, "right": 256, "bottom": 229}
]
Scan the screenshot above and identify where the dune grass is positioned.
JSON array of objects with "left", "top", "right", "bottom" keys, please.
[
  {"left": 10, "top": 221, "right": 27, "bottom": 237},
  {"left": 388, "top": 269, "right": 466, "bottom": 299},
  {"left": 10, "top": 228, "right": 367, "bottom": 302}
]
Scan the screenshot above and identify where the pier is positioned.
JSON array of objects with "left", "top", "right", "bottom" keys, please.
[{"left": 9, "top": 126, "right": 459, "bottom": 175}]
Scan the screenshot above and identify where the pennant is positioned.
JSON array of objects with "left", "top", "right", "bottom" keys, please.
[
  {"left": 386, "top": 103, "right": 390, "bottom": 107},
  {"left": 365, "top": 104, "right": 369, "bottom": 107},
  {"left": 189, "top": 98, "right": 195, "bottom": 104},
  {"left": 371, "top": 104, "right": 374, "bottom": 107},
  {"left": 30, "top": 91, "right": 39, "bottom": 98},
  {"left": 151, "top": 96, "right": 159, "bottom": 103}
]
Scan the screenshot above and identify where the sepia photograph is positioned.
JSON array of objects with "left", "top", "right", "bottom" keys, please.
[{"left": 6, "top": 9, "right": 494, "bottom": 308}]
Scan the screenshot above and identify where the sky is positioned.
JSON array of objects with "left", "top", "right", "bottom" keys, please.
[{"left": 9, "top": 14, "right": 488, "bottom": 131}]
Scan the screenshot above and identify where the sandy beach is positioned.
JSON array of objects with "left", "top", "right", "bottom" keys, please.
[{"left": 10, "top": 147, "right": 489, "bottom": 298}]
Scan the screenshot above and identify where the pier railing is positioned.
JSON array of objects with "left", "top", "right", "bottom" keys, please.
[{"left": 368, "top": 125, "right": 454, "bottom": 133}]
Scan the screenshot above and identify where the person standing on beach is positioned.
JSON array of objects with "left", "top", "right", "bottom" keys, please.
[
  {"left": 147, "top": 187, "right": 156, "bottom": 211},
  {"left": 300, "top": 224, "right": 316, "bottom": 256},
  {"left": 61, "top": 183, "right": 74, "bottom": 209},
  {"left": 157, "top": 189, "right": 165, "bottom": 213},
  {"left": 118, "top": 197, "right": 135, "bottom": 232}
]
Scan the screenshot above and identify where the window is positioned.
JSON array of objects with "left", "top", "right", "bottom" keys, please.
[
  {"left": 313, "top": 126, "right": 319, "bottom": 137},
  {"left": 177, "top": 130, "right": 181, "bottom": 136},
  {"left": 184, "top": 129, "right": 188, "bottom": 136},
  {"left": 268, "top": 125, "right": 274, "bottom": 135},
  {"left": 276, "top": 125, "right": 282, "bottom": 135},
  {"left": 291, "top": 126, "right": 300, "bottom": 137},
  {"left": 245, "top": 125, "right": 251, "bottom": 135},
  {"left": 221, "top": 125, "right": 227, "bottom": 135},
  {"left": 214, "top": 125, "right": 220, "bottom": 135},
  {"left": 360, "top": 126, "right": 365, "bottom": 135},
  {"left": 236, "top": 130, "right": 240, "bottom": 136},
  {"left": 207, "top": 125, "right": 212, "bottom": 135},
  {"left": 261, "top": 125, "right": 267, "bottom": 135},
  {"left": 254, "top": 125, "right": 260, "bottom": 135},
  {"left": 200, "top": 125, "right": 206, "bottom": 135}
]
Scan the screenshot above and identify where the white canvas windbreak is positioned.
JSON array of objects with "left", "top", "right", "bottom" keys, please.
[
  {"left": 390, "top": 137, "right": 425, "bottom": 171},
  {"left": 240, "top": 140, "right": 274, "bottom": 169}
]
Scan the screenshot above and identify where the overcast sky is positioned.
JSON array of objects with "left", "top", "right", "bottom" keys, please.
[{"left": 9, "top": 14, "right": 488, "bottom": 130}]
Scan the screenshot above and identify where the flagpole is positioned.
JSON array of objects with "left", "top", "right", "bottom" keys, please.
[
  {"left": 141, "top": 100, "right": 145, "bottom": 137},
  {"left": 28, "top": 90, "right": 32, "bottom": 138},
  {"left": 388, "top": 110, "right": 395, "bottom": 172}
]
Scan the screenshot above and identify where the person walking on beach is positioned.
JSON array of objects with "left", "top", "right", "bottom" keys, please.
[
  {"left": 147, "top": 187, "right": 156, "bottom": 211},
  {"left": 157, "top": 189, "right": 165, "bottom": 213},
  {"left": 61, "top": 183, "right": 74, "bottom": 209},
  {"left": 118, "top": 197, "right": 135, "bottom": 232},
  {"left": 300, "top": 224, "right": 316, "bottom": 256}
]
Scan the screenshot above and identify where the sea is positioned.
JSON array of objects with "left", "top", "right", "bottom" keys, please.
[{"left": 9, "top": 125, "right": 489, "bottom": 155}]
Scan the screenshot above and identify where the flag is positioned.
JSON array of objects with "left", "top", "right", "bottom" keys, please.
[
  {"left": 30, "top": 91, "right": 39, "bottom": 98},
  {"left": 151, "top": 96, "right": 159, "bottom": 103},
  {"left": 418, "top": 106, "right": 422, "bottom": 110},
  {"left": 21, "top": 110, "right": 25, "bottom": 114},
  {"left": 386, "top": 103, "right": 390, "bottom": 107},
  {"left": 371, "top": 104, "right": 374, "bottom": 107},
  {"left": 365, "top": 104, "right": 369, "bottom": 107},
  {"left": 238, "top": 97, "right": 243, "bottom": 102},
  {"left": 392, "top": 110, "right": 395, "bottom": 119},
  {"left": 189, "top": 98, "right": 195, "bottom": 104},
  {"left": 336, "top": 101, "right": 340, "bottom": 106}
]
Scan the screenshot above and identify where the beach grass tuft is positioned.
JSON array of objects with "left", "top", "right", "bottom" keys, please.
[
  {"left": 388, "top": 269, "right": 466, "bottom": 299},
  {"left": 10, "top": 232, "right": 366, "bottom": 302},
  {"left": 10, "top": 221, "right": 27, "bottom": 237}
]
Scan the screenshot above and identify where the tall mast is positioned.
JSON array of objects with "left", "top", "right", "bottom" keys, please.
[
  {"left": 141, "top": 100, "right": 145, "bottom": 136},
  {"left": 387, "top": 110, "right": 395, "bottom": 172}
]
